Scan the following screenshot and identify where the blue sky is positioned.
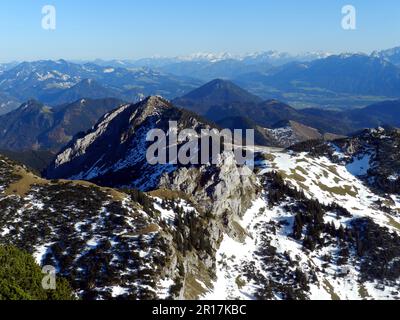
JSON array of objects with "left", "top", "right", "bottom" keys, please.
[{"left": 0, "top": 0, "right": 399, "bottom": 62}]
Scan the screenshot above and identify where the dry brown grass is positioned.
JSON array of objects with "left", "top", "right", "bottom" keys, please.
[
  {"left": 316, "top": 182, "right": 358, "bottom": 197},
  {"left": 136, "top": 224, "right": 160, "bottom": 235},
  {"left": 51, "top": 179, "right": 126, "bottom": 202},
  {"left": 280, "top": 170, "right": 307, "bottom": 183},
  {"left": 5, "top": 166, "right": 47, "bottom": 196},
  {"left": 358, "top": 282, "right": 371, "bottom": 299},
  {"left": 322, "top": 279, "right": 340, "bottom": 300},
  {"left": 259, "top": 153, "right": 276, "bottom": 162},
  {"left": 5, "top": 164, "right": 127, "bottom": 202},
  {"left": 183, "top": 261, "right": 213, "bottom": 300},
  {"left": 386, "top": 214, "right": 400, "bottom": 231}
]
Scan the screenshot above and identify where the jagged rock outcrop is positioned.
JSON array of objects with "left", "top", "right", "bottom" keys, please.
[
  {"left": 160, "top": 152, "right": 259, "bottom": 239},
  {"left": 46, "top": 96, "right": 212, "bottom": 189},
  {"left": 44, "top": 96, "right": 260, "bottom": 298},
  {"left": 46, "top": 96, "right": 259, "bottom": 215}
]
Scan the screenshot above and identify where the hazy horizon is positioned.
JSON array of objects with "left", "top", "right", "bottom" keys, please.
[
  {"left": 1, "top": 46, "right": 399, "bottom": 64},
  {"left": 1, "top": 0, "right": 400, "bottom": 62}
]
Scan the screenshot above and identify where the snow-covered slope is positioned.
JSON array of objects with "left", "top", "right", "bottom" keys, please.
[
  {"left": 45, "top": 96, "right": 218, "bottom": 190},
  {"left": 133, "top": 51, "right": 332, "bottom": 66},
  {"left": 203, "top": 140, "right": 400, "bottom": 300},
  {"left": 44, "top": 100, "right": 400, "bottom": 300},
  {"left": 0, "top": 154, "right": 221, "bottom": 300},
  {"left": 262, "top": 120, "right": 329, "bottom": 148},
  {"left": 0, "top": 60, "right": 201, "bottom": 108},
  {"left": 3, "top": 97, "right": 400, "bottom": 300}
]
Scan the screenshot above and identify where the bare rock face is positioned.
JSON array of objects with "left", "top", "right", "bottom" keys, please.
[
  {"left": 157, "top": 152, "right": 259, "bottom": 299},
  {"left": 47, "top": 96, "right": 260, "bottom": 220},
  {"left": 161, "top": 152, "right": 258, "bottom": 218},
  {"left": 160, "top": 151, "right": 259, "bottom": 243},
  {"left": 46, "top": 96, "right": 215, "bottom": 190}
]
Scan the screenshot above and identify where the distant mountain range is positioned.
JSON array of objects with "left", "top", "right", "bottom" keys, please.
[
  {"left": 238, "top": 54, "right": 400, "bottom": 97},
  {"left": 0, "top": 61, "right": 18, "bottom": 74},
  {"left": 128, "top": 47, "right": 400, "bottom": 68},
  {"left": 42, "top": 79, "right": 119, "bottom": 106},
  {"left": 174, "top": 79, "right": 400, "bottom": 137},
  {"left": 373, "top": 46, "right": 400, "bottom": 66},
  {"left": 0, "top": 49, "right": 400, "bottom": 156},
  {"left": 90, "top": 51, "right": 332, "bottom": 68},
  {"left": 0, "top": 98, "right": 124, "bottom": 152},
  {"left": 173, "top": 78, "right": 262, "bottom": 115},
  {"left": 1, "top": 78, "right": 400, "bottom": 157},
  {"left": 140, "top": 48, "right": 400, "bottom": 109},
  {"left": 0, "top": 59, "right": 201, "bottom": 114},
  {"left": 1, "top": 47, "right": 400, "bottom": 115},
  {"left": 0, "top": 91, "right": 20, "bottom": 114}
]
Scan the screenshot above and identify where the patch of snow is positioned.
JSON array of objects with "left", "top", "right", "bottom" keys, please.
[
  {"left": 33, "top": 243, "right": 53, "bottom": 265},
  {"left": 110, "top": 286, "right": 129, "bottom": 297},
  {"left": 346, "top": 154, "right": 372, "bottom": 176},
  {"left": 157, "top": 278, "right": 174, "bottom": 299}
]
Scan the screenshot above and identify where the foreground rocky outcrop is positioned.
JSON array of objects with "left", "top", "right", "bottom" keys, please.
[
  {"left": 0, "top": 153, "right": 244, "bottom": 299},
  {"left": 25, "top": 97, "right": 261, "bottom": 299}
]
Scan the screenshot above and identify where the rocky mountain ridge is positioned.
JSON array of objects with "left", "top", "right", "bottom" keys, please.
[
  {"left": 0, "top": 98, "right": 124, "bottom": 152},
  {"left": 1, "top": 95, "right": 400, "bottom": 300}
]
